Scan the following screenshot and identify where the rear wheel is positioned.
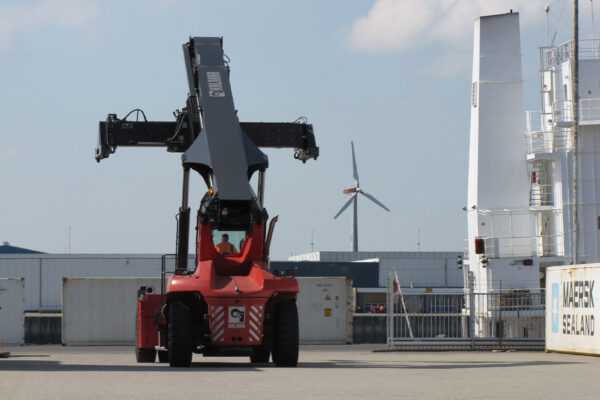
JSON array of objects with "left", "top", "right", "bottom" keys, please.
[
  {"left": 135, "top": 307, "right": 156, "bottom": 363},
  {"left": 250, "top": 346, "right": 270, "bottom": 363},
  {"left": 272, "top": 301, "right": 299, "bottom": 367},
  {"left": 168, "top": 301, "right": 193, "bottom": 367}
]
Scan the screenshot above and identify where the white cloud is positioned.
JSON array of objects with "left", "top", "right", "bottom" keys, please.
[
  {"left": 421, "top": 52, "right": 473, "bottom": 77},
  {"left": 0, "top": 0, "right": 97, "bottom": 50},
  {"left": 0, "top": 145, "right": 21, "bottom": 161},
  {"left": 348, "top": 0, "right": 547, "bottom": 53}
]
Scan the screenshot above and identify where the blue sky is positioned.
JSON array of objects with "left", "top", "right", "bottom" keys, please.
[{"left": 0, "top": 0, "right": 594, "bottom": 259}]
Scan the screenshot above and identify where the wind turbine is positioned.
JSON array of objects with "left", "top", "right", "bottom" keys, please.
[{"left": 334, "top": 141, "right": 390, "bottom": 252}]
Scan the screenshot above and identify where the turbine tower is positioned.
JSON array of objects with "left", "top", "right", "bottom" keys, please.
[{"left": 334, "top": 141, "right": 390, "bottom": 252}]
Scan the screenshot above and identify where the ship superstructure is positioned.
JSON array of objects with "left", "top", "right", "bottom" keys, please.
[{"left": 465, "top": 11, "right": 600, "bottom": 337}]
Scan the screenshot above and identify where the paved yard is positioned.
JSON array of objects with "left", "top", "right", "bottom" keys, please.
[{"left": 1, "top": 345, "right": 599, "bottom": 399}]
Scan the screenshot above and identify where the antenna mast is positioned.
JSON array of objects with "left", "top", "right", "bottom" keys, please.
[
  {"left": 545, "top": 5, "right": 550, "bottom": 46},
  {"left": 573, "top": 0, "right": 580, "bottom": 264}
]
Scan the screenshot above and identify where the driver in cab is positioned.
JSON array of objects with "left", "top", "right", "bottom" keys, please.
[{"left": 215, "top": 233, "right": 238, "bottom": 255}]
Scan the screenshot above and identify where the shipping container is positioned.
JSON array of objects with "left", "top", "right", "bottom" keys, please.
[
  {"left": 62, "top": 277, "right": 161, "bottom": 345},
  {"left": 297, "top": 277, "right": 354, "bottom": 344},
  {"left": 546, "top": 264, "right": 600, "bottom": 355},
  {"left": 62, "top": 276, "right": 354, "bottom": 345},
  {"left": 0, "top": 278, "right": 25, "bottom": 345}
]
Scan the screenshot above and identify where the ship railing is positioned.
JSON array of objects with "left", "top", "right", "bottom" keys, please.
[
  {"left": 525, "top": 123, "right": 573, "bottom": 154},
  {"left": 552, "top": 100, "right": 574, "bottom": 125},
  {"left": 542, "top": 39, "right": 600, "bottom": 69},
  {"left": 483, "top": 235, "right": 564, "bottom": 258},
  {"left": 525, "top": 110, "right": 544, "bottom": 133},
  {"left": 464, "top": 205, "right": 565, "bottom": 258},
  {"left": 529, "top": 183, "right": 553, "bottom": 206},
  {"left": 464, "top": 235, "right": 564, "bottom": 258}
]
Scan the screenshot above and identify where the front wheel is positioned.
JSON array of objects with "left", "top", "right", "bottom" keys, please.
[
  {"left": 272, "top": 301, "right": 299, "bottom": 367},
  {"left": 168, "top": 301, "right": 193, "bottom": 367}
]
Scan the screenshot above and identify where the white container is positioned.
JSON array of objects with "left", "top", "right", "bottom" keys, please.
[
  {"left": 296, "top": 276, "right": 353, "bottom": 344},
  {"left": 546, "top": 264, "right": 600, "bottom": 355},
  {"left": 62, "top": 277, "right": 161, "bottom": 345},
  {"left": 0, "top": 278, "right": 25, "bottom": 345}
]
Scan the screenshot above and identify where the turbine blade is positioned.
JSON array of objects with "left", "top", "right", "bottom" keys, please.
[
  {"left": 334, "top": 194, "right": 356, "bottom": 219},
  {"left": 360, "top": 191, "right": 390, "bottom": 212},
  {"left": 351, "top": 141, "right": 359, "bottom": 187}
]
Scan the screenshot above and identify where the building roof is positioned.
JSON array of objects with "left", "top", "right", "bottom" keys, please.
[{"left": 0, "top": 242, "right": 45, "bottom": 254}]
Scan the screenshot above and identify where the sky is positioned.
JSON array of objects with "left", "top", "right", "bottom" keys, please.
[{"left": 0, "top": 0, "right": 596, "bottom": 260}]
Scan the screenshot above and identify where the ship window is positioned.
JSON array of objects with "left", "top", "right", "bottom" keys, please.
[{"left": 471, "top": 82, "right": 478, "bottom": 108}]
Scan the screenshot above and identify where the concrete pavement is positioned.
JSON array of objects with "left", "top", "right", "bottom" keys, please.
[{"left": 0, "top": 345, "right": 599, "bottom": 399}]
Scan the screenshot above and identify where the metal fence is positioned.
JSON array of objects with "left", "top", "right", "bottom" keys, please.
[{"left": 386, "top": 275, "right": 545, "bottom": 350}]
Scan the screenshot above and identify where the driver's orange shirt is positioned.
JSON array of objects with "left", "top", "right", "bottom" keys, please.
[{"left": 215, "top": 242, "right": 238, "bottom": 255}]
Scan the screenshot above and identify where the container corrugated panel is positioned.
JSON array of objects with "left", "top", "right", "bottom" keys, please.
[
  {"left": 0, "top": 258, "right": 39, "bottom": 311},
  {"left": 62, "top": 277, "right": 161, "bottom": 345},
  {"left": 296, "top": 277, "right": 353, "bottom": 344},
  {"left": 546, "top": 263, "right": 600, "bottom": 355},
  {"left": 0, "top": 278, "right": 25, "bottom": 345}
]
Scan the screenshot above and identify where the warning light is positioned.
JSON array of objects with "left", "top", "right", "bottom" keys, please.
[
  {"left": 531, "top": 171, "right": 537, "bottom": 183},
  {"left": 208, "top": 188, "right": 214, "bottom": 195},
  {"left": 523, "top": 259, "right": 533, "bottom": 266}
]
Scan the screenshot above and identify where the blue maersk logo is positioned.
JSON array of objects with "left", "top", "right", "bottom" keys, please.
[{"left": 551, "top": 283, "right": 559, "bottom": 333}]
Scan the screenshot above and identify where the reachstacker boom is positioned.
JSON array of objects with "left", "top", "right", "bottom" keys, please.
[{"left": 95, "top": 37, "right": 318, "bottom": 367}]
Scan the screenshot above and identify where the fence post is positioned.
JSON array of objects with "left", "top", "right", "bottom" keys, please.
[
  {"left": 387, "top": 272, "right": 392, "bottom": 349},
  {"left": 469, "top": 271, "right": 475, "bottom": 349},
  {"left": 499, "top": 280, "right": 503, "bottom": 349}
]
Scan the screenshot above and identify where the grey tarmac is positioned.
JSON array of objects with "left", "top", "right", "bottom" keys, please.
[{"left": 1, "top": 345, "right": 599, "bottom": 399}]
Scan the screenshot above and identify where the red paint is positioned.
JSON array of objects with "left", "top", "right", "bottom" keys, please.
[
  {"left": 137, "top": 293, "right": 165, "bottom": 349},
  {"left": 138, "top": 219, "right": 298, "bottom": 348}
]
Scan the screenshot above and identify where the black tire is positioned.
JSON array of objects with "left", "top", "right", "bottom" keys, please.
[
  {"left": 250, "top": 346, "right": 270, "bottom": 363},
  {"left": 168, "top": 301, "right": 193, "bottom": 367},
  {"left": 135, "top": 307, "right": 156, "bottom": 363},
  {"left": 272, "top": 301, "right": 299, "bottom": 367},
  {"left": 157, "top": 350, "right": 169, "bottom": 363}
]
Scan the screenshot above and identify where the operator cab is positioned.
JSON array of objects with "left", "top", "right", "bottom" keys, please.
[{"left": 212, "top": 229, "right": 247, "bottom": 256}]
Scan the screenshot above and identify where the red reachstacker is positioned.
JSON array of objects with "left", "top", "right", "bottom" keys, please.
[{"left": 95, "top": 37, "right": 318, "bottom": 367}]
